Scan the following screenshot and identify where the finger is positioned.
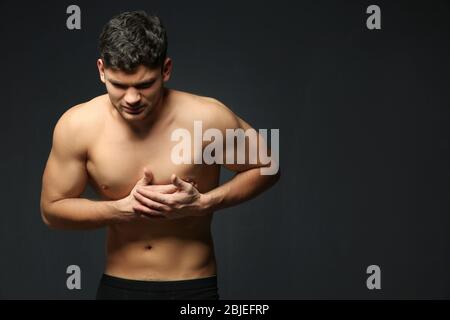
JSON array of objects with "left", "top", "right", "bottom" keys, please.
[
  {"left": 140, "top": 212, "right": 166, "bottom": 219},
  {"left": 183, "top": 176, "right": 198, "bottom": 188},
  {"left": 139, "top": 184, "right": 178, "bottom": 194},
  {"left": 140, "top": 211, "right": 166, "bottom": 219},
  {"left": 132, "top": 204, "right": 166, "bottom": 218},
  {"left": 171, "top": 174, "right": 191, "bottom": 190},
  {"left": 134, "top": 192, "right": 172, "bottom": 212},
  {"left": 137, "top": 189, "right": 175, "bottom": 206},
  {"left": 139, "top": 167, "right": 153, "bottom": 185}
]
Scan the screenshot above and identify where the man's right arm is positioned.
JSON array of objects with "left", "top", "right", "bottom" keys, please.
[{"left": 40, "top": 105, "right": 125, "bottom": 230}]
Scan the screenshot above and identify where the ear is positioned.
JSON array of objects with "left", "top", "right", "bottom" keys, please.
[
  {"left": 162, "top": 57, "right": 172, "bottom": 83},
  {"left": 97, "top": 59, "right": 106, "bottom": 84}
]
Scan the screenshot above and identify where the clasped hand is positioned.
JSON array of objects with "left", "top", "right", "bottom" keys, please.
[{"left": 133, "top": 172, "right": 208, "bottom": 219}]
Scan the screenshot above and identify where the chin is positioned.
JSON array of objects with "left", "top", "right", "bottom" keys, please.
[{"left": 123, "top": 106, "right": 152, "bottom": 118}]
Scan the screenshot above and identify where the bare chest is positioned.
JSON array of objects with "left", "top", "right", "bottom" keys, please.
[{"left": 86, "top": 120, "right": 203, "bottom": 200}]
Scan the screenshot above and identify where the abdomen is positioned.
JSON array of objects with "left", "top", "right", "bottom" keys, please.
[{"left": 104, "top": 214, "right": 217, "bottom": 280}]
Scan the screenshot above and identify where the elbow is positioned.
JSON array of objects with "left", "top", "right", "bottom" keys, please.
[
  {"left": 258, "top": 163, "right": 280, "bottom": 186},
  {"left": 40, "top": 208, "right": 54, "bottom": 229},
  {"left": 40, "top": 203, "right": 59, "bottom": 230},
  {"left": 272, "top": 167, "right": 281, "bottom": 186},
  {"left": 275, "top": 167, "right": 281, "bottom": 182}
]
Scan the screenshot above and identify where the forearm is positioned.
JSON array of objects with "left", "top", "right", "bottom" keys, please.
[
  {"left": 203, "top": 167, "right": 280, "bottom": 212},
  {"left": 41, "top": 198, "right": 122, "bottom": 230}
]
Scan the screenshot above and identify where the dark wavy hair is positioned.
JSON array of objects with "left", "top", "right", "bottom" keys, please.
[{"left": 99, "top": 11, "right": 168, "bottom": 72}]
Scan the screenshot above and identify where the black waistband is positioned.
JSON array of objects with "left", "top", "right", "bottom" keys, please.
[{"left": 100, "top": 274, "right": 218, "bottom": 292}]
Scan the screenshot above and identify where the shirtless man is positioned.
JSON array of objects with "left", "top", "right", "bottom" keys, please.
[{"left": 40, "top": 11, "right": 279, "bottom": 300}]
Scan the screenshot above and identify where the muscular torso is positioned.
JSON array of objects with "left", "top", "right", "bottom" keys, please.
[{"left": 83, "top": 89, "right": 220, "bottom": 280}]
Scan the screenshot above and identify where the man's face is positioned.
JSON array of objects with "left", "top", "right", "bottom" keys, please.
[{"left": 97, "top": 58, "right": 172, "bottom": 121}]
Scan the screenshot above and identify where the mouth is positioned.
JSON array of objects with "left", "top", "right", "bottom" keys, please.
[{"left": 123, "top": 106, "right": 145, "bottom": 114}]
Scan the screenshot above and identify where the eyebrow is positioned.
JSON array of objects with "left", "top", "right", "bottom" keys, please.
[{"left": 108, "top": 78, "right": 156, "bottom": 87}]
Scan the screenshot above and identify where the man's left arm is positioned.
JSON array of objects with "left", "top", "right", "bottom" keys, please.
[{"left": 201, "top": 114, "right": 280, "bottom": 213}]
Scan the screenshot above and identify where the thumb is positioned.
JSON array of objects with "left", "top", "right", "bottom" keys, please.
[
  {"left": 171, "top": 174, "right": 189, "bottom": 190},
  {"left": 138, "top": 167, "right": 153, "bottom": 185}
]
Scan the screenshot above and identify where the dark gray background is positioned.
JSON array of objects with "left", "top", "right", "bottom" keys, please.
[{"left": 0, "top": 0, "right": 449, "bottom": 299}]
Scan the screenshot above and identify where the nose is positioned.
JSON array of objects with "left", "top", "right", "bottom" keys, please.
[{"left": 123, "top": 87, "right": 141, "bottom": 106}]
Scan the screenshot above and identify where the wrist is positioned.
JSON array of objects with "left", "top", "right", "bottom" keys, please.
[
  {"left": 111, "top": 198, "right": 129, "bottom": 221},
  {"left": 112, "top": 198, "right": 123, "bottom": 213},
  {"left": 198, "top": 192, "right": 221, "bottom": 213},
  {"left": 197, "top": 193, "right": 212, "bottom": 213}
]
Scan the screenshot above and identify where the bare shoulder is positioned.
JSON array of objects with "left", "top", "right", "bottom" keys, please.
[
  {"left": 172, "top": 90, "right": 239, "bottom": 130},
  {"left": 53, "top": 95, "right": 106, "bottom": 153},
  {"left": 56, "top": 96, "right": 105, "bottom": 131}
]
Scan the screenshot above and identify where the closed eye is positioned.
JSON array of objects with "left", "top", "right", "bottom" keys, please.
[
  {"left": 111, "top": 81, "right": 155, "bottom": 90},
  {"left": 109, "top": 79, "right": 156, "bottom": 90},
  {"left": 112, "top": 83, "right": 127, "bottom": 90},
  {"left": 135, "top": 81, "right": 155, "bottom": 90}
]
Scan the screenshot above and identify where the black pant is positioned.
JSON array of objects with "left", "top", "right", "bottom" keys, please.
[{"left": 96, "top": 274, "right": 219, "bottom": 300}]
